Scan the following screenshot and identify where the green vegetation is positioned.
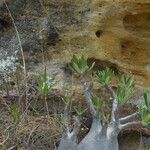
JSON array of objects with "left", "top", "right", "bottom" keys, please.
[
  {"left": 70, "top": 54, "right": 95, "bottom": 75},
  {"left": 37, "top": 67, "right": 56, "bottom": 117},
  {"left": 58, "top": 54, "right": 150, "bottom": 150},
  {"left": 94, "top": 67, "right": 113, "bottom": 86},
  {"left": 0, "top": 54, "right": 149, "bottom": 150},
  {"left": 38, "top": 67, "right": 55, "bottom": 98},
  {"left": 11, "top": 103, "right": 21, "bottom": 125},
  {"left": 139, "top": 91, "right": 150, "bottom": 127}
]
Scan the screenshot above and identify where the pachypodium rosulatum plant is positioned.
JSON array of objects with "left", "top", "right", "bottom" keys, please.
[
  {"left": 58, "top": 54, "right": 150, "bottom": 150},
  {"left": 59, "top": 91, "right": 81, "bottom": 150}
]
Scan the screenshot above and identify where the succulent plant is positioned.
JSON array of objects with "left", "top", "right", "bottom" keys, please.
[
  {"left": 115, "top": 75, "right": 134, "bottom": 106},
  {"left": 139, "top": 91, "right": 150, "bottom": 127},
  {"left": 94, "top": 67, "right": 113, "bottom": 86},
  {"left": 69, "top": 54, "right": 95, "bottom": 75}
]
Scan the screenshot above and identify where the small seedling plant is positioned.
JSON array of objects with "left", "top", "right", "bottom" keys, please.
[
  {"left": 58, "top": 54, "right": 150, "bottom": 150},
  {"left": 38, "top": 67, "right": 55, "bottom": 117},
  {"left": 11, "top": 103, "right": 21, "bottom": 125}
]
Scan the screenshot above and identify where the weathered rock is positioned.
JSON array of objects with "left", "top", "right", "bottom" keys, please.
[
  {"left": 89, "top": 1, "right": 150, "bottom": 87},
  {"left": 0, "top": 0, "right": 149, "bottom": 87},
  {"left": 0, "top": 0, "right": 59, "bottom": 76}
]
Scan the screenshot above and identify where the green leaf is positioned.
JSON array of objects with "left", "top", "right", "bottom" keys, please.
[
  {"left": 88, "top": 62, "right": 95, "bottom": 72},
  {"left": 144, "top": 93, "right": 148, "bottom": 108},
  {"left": 37, "top": 67, "right": 56, "bottom": 98},
  {"left": 139, "top": 91, "right": 150, "bottom": 127},
  {"left": 115, "top": 75, "right": 134, "bottom": 106},
  {"left": 69, "top": 54, "right": 95, "bottom": 75},
  {"left": 141, "top": 110, "right": 150, "bottom": 127},
  {"left": 72, "top": 62, "right": 82, "bottom": 74},
  {"left": 75, "top": 105, "right": 87, "bottom": 116},
  {"left": 81, "top": 55, "right": 87, "bottom": 68},
  {"left": 94, "top": 67, "right": 113, "bottom": 86},
  {"left": 11, "top": 103, "right": 21, "bottom": 125},
  {"left": 92, "top": 95, "right": 104, "bottom": 110},
  {"left": 102, "top": 112, "right": 110, "bottom": 123},
  {"left": 62, "top": 91, "right": 73, "bottom": 106},
  {"left": 30, "top": 106, "right": 40, "bottom": 116},
  {"left": 144, "top": 91, "right": 150, "bottom": 108}
]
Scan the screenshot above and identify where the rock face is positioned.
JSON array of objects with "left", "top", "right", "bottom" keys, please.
[
  {"left": 0, "top": 0, "right": 59, "bottom": 77},
  {"left": 0, "top": 0, "right": 149, "bottom": 88},
  {"left": 89, "top": 1, "right": 150, "bottom": 87}
]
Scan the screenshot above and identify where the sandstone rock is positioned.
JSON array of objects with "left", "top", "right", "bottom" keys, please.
[{"left": 0, "top": 0, "right": 149, "bottom": 88}]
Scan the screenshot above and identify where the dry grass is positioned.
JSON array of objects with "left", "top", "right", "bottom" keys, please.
[{"left": 0, "top": 107, "right": 63, "bottom": 150}]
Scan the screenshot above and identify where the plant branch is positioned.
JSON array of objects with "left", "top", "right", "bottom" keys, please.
[
  {"left": 105, "top": 85, "right": 115, "bottom": 98},
  {"left": 119, "top": 121, "right": 142, "bottom": 130},
  {"left": 80, "top": 75, "right": 97, "bottom": 117},
  {"left": 119, "top": 112, "right": 139, "bottom": 124},
  {"left": 71, "top": 116, "right": 81, "bottom": 138},
  {"left": 105, "top": 85, "right": 118, "bottom": 123},
  {"left": 111, "top": 99, "right": 118, "bottom": 123},
  {"left": 44, "top": 96, "right": 50, "bottom": 120}
]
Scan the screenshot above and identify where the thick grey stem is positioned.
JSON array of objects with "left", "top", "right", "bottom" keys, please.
[
  {"left": 119, "top": 112, "right": 139, "bottom": 124},
  {"left": 58, "top": 111, "right": 79, "bottom": 150},
  {"left": 119, "top": 121, "right": 142, "bottom": 130},
  {"left": 105, "top": 85, "right": 118, "bottom": 123},
  {"left": 111, "top": 99, "right": 118, "bottom": 123},
  {"left": 71, "top": 116, "right": 81, "bottom": 138},
  {"left": 78, "top": 118, "right": 102, "bottom": 150},
  {"left": 80, "top": 76, "right": 97, "bottom": 117}
]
